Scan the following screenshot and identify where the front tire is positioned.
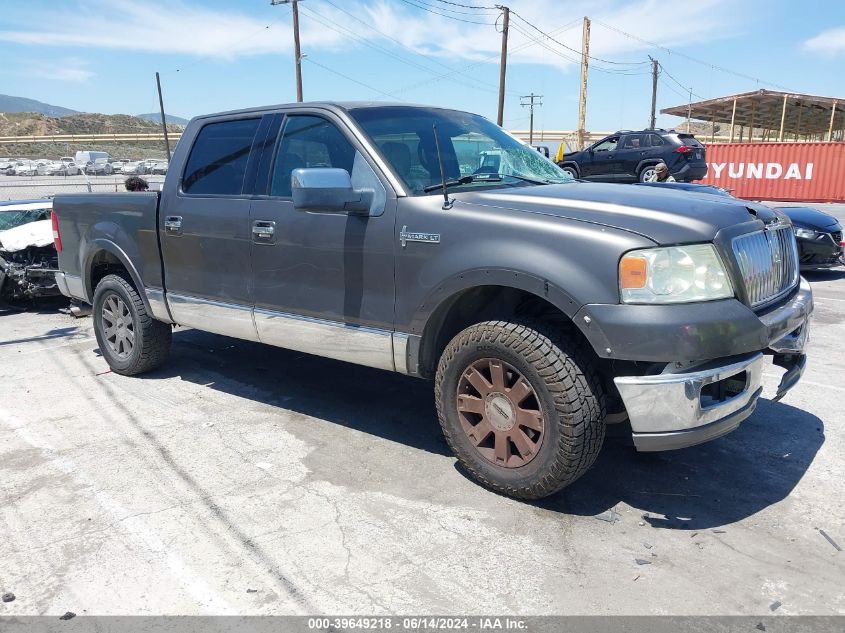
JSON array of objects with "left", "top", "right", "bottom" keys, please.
[
  {"left": 93, "top": 274, "right": 171, "bottom": 375},
  {"left": 561, "top": 165, "right": 579, "bottom": 179},
  {"left": 639, "top": 165, "right": 657, "bottom": 182},
  {"left": 435, "top": 321, "right": 606, "bottom": 500}
]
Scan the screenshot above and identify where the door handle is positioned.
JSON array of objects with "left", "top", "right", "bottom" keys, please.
[
  {"left": 164, "top": 216, "right": 182, "bottom": 235},
  {"left": 252, "top": 220, "right": 276, "bottom": 242}
]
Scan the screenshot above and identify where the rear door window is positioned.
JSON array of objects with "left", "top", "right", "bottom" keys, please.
[
  {"left": 647, "top": 134, "right": 665, "bottom": 147},
  {"left": 182, "top": 118, "right": 261, "bottom": 195},
  {"left": 620, "top": 134, "right": 645, "bottom": 150}
]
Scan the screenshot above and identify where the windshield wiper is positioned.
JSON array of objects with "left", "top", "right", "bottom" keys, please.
[{"left": 423, "top": 175, "right": 473, "bottom": 193}]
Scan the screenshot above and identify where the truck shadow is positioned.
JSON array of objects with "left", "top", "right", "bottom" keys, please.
[
  {"left": 803, "top": 269, "right": 845, "bottom": 282},
  {"left": 147, "top": 328, "right": 823, "bottom": 528},
  {"left": 537, "top": 398, "right": 824, "bottom": 529}
]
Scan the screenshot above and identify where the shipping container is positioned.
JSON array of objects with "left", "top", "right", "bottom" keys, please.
[{"left": 700, "top": 142, "right": 845, "bottom": 202}]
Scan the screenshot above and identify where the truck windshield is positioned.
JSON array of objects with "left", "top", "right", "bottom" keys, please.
[{"left": 349, "top": 106, "right": 571, "bottom": 195}]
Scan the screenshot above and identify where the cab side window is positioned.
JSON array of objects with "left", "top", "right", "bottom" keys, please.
[
  {"left": 182, "top": 118, "right": 261, "bottom": 195},
  {"left": 270, "top": 115, "right": 356, "bottom": 198},
  {"left": 621, "top": 134, "right": 644, "bottom": 149}
]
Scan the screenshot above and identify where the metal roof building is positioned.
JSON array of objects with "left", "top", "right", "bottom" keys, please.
[{"left": 661, "top": 89, "right": 845, "bottom": 143}]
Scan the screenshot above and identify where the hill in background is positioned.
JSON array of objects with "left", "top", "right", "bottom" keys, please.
[
  {"left": 137, "top": 113, "right": 190, "bottom": 125},
  {"left": 0, "top": 94, "right": 79, "bottom": 118},
  {"left": 0, "top": 112, "right": 182, "bottom": 159}
]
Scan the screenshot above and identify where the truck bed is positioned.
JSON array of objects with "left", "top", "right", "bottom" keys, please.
[{"left": 53, "top": 192, "right": 164, "bottom": 304}]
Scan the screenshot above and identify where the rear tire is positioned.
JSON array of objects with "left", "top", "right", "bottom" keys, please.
[
  {"left": 435, "top": 320, "right": 606, "bottom": 500},
  {"left": 639, "top": 165, "right": 657, "bottom": 182},
  {"left": 93, "top": 274, "right": 171, "bottom": 376}
]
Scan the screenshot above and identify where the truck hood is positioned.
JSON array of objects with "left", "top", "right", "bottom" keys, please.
[{"left": 458, "top": 182, "right": 773, "bottom": 244}]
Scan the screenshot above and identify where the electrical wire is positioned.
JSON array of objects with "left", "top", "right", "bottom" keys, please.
[
  {"left": 396, "top": 0, "right": 495, "bottom": 24},
  {"left": 509, "top": 10, "right": 650, "bottom": 66},
  {"left": 299, "top": 5, "right": 510, "bottom": 96},
  {"left": 431, "top": 0, "right": 498, "bottom": 10},
  {"left": 422, "top": 0, "right": 499, "bottom": 16},
  {"left": 302, "top": 57, "right": 401, "bottom": 100},
  {"left": 592, "top": 18, "right": 791, "bottom": 91},
  {"left": 659, "top": 64, "right": 706, "bottom": 101}
]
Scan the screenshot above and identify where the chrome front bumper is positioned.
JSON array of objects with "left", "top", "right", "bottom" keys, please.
[{"left": 614, "top": 280, "right": 812, "bottom": 452}]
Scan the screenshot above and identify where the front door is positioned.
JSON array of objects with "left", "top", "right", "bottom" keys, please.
[
  {"left": 159, "top": 116, "right": 262, "bottom": 340},
  {"left": 581, "top": 136, "right": 619, "bottom": 180},
  {"left": 248, "top": 112, "right": 397, "bottom": 369}
]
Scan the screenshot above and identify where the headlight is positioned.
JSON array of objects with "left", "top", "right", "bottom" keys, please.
[
  {"left": 620, "top": 244, "right": 733, "bottom": 304},
  {"left": 793, "top": 227, "right": 817, "bottom": 240}
]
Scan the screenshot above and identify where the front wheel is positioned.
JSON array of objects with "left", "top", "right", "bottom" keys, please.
[
  {"left": 93, "top": 274, "right": 171, "bottom": 375},
  {"left": 435, "top": 321, "right": 606, "bottom": 500},
  {"left": 561, "top": 165, "right": 579, "bottom": 179},
  {"left": 639, "top": 165, "right": 657, "bottom": 182}
]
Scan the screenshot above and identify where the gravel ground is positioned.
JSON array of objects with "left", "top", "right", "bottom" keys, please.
[{"left": 0, "top": 274, "right": 843, "bottom": 617}]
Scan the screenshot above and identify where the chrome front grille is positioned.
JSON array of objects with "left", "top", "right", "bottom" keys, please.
[{"left": 732, "top": 226, "right": 799, "bottom": 308}]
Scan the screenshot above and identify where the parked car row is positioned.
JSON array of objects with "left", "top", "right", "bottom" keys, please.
[{"left": 0, "top": 156, "right": 168, "bottom": 177}]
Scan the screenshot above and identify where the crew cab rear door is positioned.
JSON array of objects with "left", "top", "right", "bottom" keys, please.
[
  {"left": 158, "top": 115, "right": 263, "bottom": 340},
  {"left": 247, "top": 109, "right": 397, "bottom": 370}
]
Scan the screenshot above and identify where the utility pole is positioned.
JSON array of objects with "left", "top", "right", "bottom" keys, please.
[
  {"left": 496, "top": 5, "right": 509, "bottom": 126},
  {"left": 649, "top": 56, "right": 659, "bottom": 130},
  {"left": 520, "top": 94, "right": 543, "bottom": 145},
  {"left": 271, "top": 0, "right": 303, "bottom": 102},
  {"left": 577, "top": 16, "right": 590, "bottom": 150},
  {"left": 155, "top": 72, "right": 171, "bottom": 161}
]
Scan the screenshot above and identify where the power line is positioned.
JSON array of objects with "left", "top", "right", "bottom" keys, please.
[
  {"left": 509, "top": 22, "right": 650, "bottom": 75},
  {"left": 302, "top": 57, "right": 401, "bottom": 99},
  {"left": 397, "top": 0, "right": 495, "bottom": 24},
  {"left": 389, "top": 17, "right": 583, "bottom": 95},
  {"left": 659, "top": 64, "right": 706, "bottom": 101},
  {"left": 431, "top": 0, "right": 497, "bottom": 9},
  {"left": 509, "top": 10, "right": 650, "bottom": 66},
  {"left": 592, "top": 18, "right": 791, "bottom": 91},
  {"left": 317, "top": 0, "right": 514, "bottom": 95}
]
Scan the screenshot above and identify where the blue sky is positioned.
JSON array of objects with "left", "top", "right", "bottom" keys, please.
[{"left": 1, "top": 0, "right": 844, "bottom": 133}]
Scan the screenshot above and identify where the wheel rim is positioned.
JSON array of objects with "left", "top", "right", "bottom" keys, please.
[
  {"left": 101, "top": 293, "right": 135, "bottom": 360},
  {"left": 642, "top": 167, "right": 655, "bottom": 181},
  {"left": 456, "top": 358, "right": 545, "bottom": 468}
]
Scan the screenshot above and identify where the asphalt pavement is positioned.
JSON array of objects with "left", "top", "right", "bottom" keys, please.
[{"left": 0, "top": 272, "right": 843, "bottom": 616}]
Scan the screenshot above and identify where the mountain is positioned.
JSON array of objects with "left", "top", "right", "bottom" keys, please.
[
  {"left": 137, "top": 113, "right": 189, "bottom": 126},
  {"left": 0, "top": 94, "right": 79, "bottom": 117},
  {"left": 0, "top": 112, "right": 183, "bottom": 159}
]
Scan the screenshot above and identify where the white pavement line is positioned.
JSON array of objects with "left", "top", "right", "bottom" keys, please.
[{"left": 0, "top": 406, "right": 236, "bottom": 615}]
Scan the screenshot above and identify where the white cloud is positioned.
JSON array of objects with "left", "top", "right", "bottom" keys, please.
[
  {"left": 0, "top": 0, "right": 732, "bottom": 71},
  {"left": 0, "top": 0, "right": 348, "bottom": 59},
  {"left": 27, "top": 58, "right": 94, "bottom": 83},
  {"left": 804, "top": 27, "right": 845, "bottom": 55}
]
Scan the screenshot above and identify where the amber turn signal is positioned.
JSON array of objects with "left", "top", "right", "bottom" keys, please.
[{"left": 620, "top": 255, "right": 647, "bottom": 289}]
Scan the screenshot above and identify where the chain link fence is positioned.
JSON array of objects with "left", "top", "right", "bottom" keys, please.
[{"left": 0, "top": 175, "right": 166, "bottom": 201}]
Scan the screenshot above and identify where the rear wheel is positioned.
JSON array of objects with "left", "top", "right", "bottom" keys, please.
[
  {"left": 93, "top": 274, "right": 171, "bottom": 375},
  {"left": 561, "top": 165, "right": 579, "bottom": 179},
  {"left": 435, "top": 320, "right": 606, "bottom": 500}
]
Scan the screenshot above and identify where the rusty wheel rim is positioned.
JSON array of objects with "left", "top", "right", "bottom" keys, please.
[{"left": 456, "top": 358, "right": 545, "bottom": 468}]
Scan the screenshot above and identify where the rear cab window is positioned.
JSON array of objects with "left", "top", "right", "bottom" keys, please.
[{"left": 182, "top": 118, "right": 261, "bottom": 196}]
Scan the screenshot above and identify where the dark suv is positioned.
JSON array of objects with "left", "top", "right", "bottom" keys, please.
[{"left": 558, "top": 129, "right": 708, "bottom": 183}]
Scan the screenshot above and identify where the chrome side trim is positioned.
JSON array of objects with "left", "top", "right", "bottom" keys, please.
[
  {"left": 614, "top": 353, "right": 765, "bottom": 435},
  {"left": 167, "top": 293, "right": 259, "bottom": 342},
  {"left": 255, "top": 308, "right": 395, "bottom": 371},
  {"left": 392, "top": 332, "right": 410, "bottom": 375},
  {"left": 145, "top": 287, "right": 173, "bottom": 323}
]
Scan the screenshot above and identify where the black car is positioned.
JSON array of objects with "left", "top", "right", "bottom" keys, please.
[
  {"left": 635, "top": 182, "right": 845, "bottom": 271},
  {"left": 559, "top": 129, "right": 708, "bottom": 183}
]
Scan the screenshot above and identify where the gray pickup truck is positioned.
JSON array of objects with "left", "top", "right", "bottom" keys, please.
[{"left": 53, "top": 102, "right": 812, "bottom": 500}]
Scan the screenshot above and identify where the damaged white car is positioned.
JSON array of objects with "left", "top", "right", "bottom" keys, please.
[{"left": 0, "top": 200, "right": 60, "bottom": 301}]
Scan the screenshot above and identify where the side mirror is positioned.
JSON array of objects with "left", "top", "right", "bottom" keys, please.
[{"left": 291, "top": 168, "right": 373, "bottom": 214}]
